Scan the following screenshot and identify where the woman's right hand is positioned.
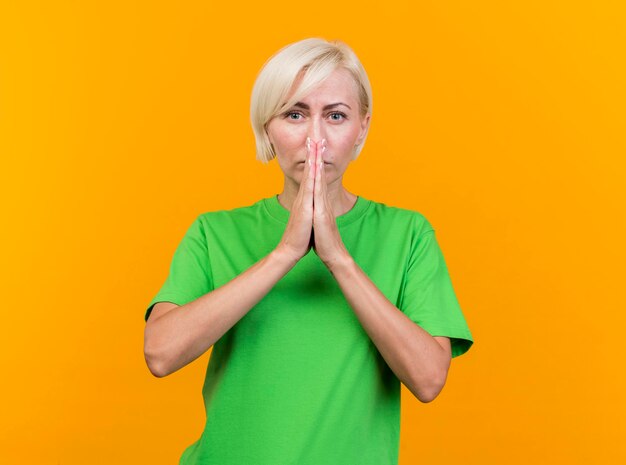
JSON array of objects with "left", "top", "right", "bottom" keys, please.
[{"left": 276, "top": 137, "right": 318, "bottom": 264}]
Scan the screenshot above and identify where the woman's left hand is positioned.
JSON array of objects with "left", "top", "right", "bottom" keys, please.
[{"left": 311, "top": 139, "right": 351, "bottom": 270}]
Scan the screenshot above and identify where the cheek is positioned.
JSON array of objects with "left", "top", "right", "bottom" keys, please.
[
  {"left": 269, "top": 124, "right": 305, "bottom": 151},
  {"left": 328, "top": 126, "right": 360, "bottom": 152}
]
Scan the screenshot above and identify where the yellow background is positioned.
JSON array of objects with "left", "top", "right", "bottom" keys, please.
[{"left": 1, "top": 1, "right": 624, "bottom": 464}]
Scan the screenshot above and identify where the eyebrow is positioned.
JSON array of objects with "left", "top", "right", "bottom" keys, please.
[{"left": 292, "top": 102, "right": 352, "bottom": 111}]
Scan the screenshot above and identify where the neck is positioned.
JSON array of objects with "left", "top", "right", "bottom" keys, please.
[{"left": 277, "top": 179, "right": 357, "bottom": 217}]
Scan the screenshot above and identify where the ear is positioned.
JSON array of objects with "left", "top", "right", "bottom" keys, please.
[{"left": 356, "top": 113, "right": 371, "bottom": 145}]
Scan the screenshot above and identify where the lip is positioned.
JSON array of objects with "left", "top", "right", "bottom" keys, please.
[{"left": 298, "top": 161, "right": 331, "bottom": 164}]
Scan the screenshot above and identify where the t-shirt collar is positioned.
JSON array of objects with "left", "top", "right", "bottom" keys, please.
[{"left": 263, "top": 194, "right": 371, "bottom": 227}]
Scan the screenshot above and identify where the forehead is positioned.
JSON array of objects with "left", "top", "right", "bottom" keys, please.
[{"left": 294, "top": 68, "right": 359, "bottom": 104}]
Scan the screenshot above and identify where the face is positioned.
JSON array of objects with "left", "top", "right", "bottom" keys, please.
[{"left": 265, "top": 68, "right": 370, "bottom": 186}]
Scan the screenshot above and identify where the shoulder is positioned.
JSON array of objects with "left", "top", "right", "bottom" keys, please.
[
  {"left": 195, "top": 198, "right": 266, "bottom": 225},
  {"left": 363, "top": 197, "right": 435, "bottom": 235}
]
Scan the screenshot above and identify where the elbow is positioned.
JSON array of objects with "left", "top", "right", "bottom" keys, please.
[
  {"left": 416, "top": 350, "right": 452, "bottom": 403},
  {"left": 144, "top": 346, "right": 169, "bottom": 378},
  {"left": 412, "top": 368, "right": 449, "bottom": 404},
  {"left": 145, "top": 354, "right": 169, "bottom": 378},
  {"left": 417, "top": 383, "right": 444, "bottom": 403},
  {"left": 144, "top": 330, "right": 171, "bottom": 378}
]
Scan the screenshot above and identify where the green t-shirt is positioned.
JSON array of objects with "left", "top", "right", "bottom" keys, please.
[{"left": 145, "top": 194, "right": 474, "bottom": 465}]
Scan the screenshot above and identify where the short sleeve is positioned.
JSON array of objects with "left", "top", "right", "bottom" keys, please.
[
  {"left": 144, "top": 215, "right": 214, "bottom": 322},
  {"left": 398, "top": 218, "right": 474, "bottom": 358}
]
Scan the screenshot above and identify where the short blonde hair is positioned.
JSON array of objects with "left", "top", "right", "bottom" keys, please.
[{"left": 250, "top": 38, "right": 373, "bottom": 164}]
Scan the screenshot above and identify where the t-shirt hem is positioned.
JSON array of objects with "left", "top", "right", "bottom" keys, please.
[
  {"left": 418, "top": 323, "right": 474, "bottom": 358},
  {"left": 145, "top": 293, "right": 190, "bottom": 322}
]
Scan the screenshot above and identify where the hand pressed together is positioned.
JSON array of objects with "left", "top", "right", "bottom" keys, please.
[{"left": 277, "top": 137, "right": 351, "bottom": 270}]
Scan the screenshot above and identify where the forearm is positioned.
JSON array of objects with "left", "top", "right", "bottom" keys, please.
[
  {"left": 145, "top": 248, "right": 298, "bottom": 377},
  {"left": 327, "top": 255, "right": 449, "bottom": 402}
]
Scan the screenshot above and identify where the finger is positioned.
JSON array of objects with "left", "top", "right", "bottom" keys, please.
[
  {"left": 307, "top": 138, "right": 317, "bottom": 196},
  {"left": 314, "top": 138, "right": 325, "bottom": 216},
  {"left": 320, "top": 139, "right": 332, "bottom": 214},
  {"left": 323, "top": 140, "right": 334, "bottom": 210},
  {"left": 297, "top": 138, "right": 315, "bottom": 219},
  {"left": 320, "top": 140, "right": 327, "bottom": 202},
  {"left": 298, "top": 137, "right": 315, "bottom": 202}
]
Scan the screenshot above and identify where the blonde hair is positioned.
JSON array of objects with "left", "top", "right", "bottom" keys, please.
[{"left": 250, "top": 38, "right": 373, "bottom": 164}]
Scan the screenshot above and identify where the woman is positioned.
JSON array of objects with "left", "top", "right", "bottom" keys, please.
[{"left": 144, "top": 37, "right": 473, "bottom": 465}]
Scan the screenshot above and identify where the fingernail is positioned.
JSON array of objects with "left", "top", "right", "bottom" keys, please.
[
  {"left": 306, "top": 137, "right": 311, "bottom": 153},
  {"left": 321, "top": 138, "right": 327, "bottom": 154}
]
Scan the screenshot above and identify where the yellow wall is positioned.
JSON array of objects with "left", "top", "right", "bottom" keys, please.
[{"left": 1, "top": 1, "right": 624, "bottom": 463}]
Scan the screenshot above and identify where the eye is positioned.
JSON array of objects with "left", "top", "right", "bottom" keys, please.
[
  {"left": 329, "top": 112, "right": 347, "bottom": 121},
  {"left": 284, "top": 111, "right": 303, "bottom": 120}
]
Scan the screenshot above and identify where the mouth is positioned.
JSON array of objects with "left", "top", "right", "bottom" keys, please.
[{"left": 298, "top": 161, "right": 331, "bottom": 164}]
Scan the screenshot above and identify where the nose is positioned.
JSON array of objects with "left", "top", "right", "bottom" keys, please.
[{"left": 308, "top": 117, "right": 327, "bottom": 146}]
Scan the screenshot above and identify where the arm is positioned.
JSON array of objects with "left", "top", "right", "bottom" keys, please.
[
  {"left": 308, "top": 142, "right": 452, "bottom": 403},
  {"left": 145, "top": 143, "right": 321, "bottom": 379},
  {"left": 144, "top": 249, "right": 297, "bottom": 378},
  {"left": 327, "top": 255, "right": 452, "bottom": 403}
]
